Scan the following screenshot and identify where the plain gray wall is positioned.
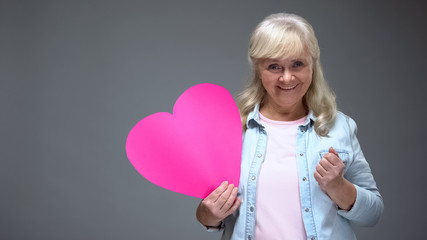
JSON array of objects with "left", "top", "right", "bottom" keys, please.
[{"left": 2, "top": 0, "right": 427, "bottom": 239}]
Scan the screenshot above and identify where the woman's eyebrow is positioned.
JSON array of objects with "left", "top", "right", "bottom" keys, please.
[
  {"left": 266, "top": 59, "right": 280, "bottom": 63},
  {"left": 273, "top": 57, "right": 306, "bottom": 62}
]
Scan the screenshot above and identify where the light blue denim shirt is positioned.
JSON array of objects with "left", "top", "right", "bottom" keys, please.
[{"left": 220, "top": 104, "right": 384, "bottom": 240}]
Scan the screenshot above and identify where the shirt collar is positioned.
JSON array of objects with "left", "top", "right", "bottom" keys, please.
[{"left": 246, "top": 103, "right": 316, "bottom": 129}]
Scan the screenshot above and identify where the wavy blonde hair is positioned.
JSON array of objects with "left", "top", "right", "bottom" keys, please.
[{"left": 237, "top": 13, "right": 336, "bottom": 137}]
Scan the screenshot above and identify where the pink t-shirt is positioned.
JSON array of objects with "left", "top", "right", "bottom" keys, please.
[{"left": 254, "top": 113, "right": 307, "bottom": 240}]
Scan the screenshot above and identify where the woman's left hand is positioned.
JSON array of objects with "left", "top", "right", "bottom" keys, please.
[
  {"left": 314, "top": 147, "right": 356, "bottom": 211},
  {"left": 314, "top": 147, "right": 345, "bottom": 193}
]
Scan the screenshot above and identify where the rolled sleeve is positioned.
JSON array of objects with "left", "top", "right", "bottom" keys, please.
[{"left": 338, "top": 184, "right": 384, "bottom": 226}]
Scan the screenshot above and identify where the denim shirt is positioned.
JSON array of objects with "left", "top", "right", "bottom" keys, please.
[{"left": 220, "top": 104, "right": 384, "bottom": 240}]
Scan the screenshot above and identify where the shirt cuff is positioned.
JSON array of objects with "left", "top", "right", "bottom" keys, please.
[
  {"left": 200, "top": 221, "right": 224, "bottom": 232},
  {"left": 337, "top": 184, "right": 361, "bottom": 218},
  {"left": 337, "top": 183, "right": 383, "bottom": 227},
  {"left": 337, "top": 183, "right": 378, "bottom": 221}
]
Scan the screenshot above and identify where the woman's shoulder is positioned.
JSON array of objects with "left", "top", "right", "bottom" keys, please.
[
  {"left": 333, "top": 111, "right": 358, "bottom": 133},
  {"left": 335, "top": 111, "right": 356, "bottom": 123}
]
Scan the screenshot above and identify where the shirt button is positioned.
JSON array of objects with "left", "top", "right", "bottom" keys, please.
[
  {"left": 257, "top": 153, "right": 262, "bottom": 158},
  {"left": 248, "top": 236, "right": 252, "bottom": 240},
  {"left": 250, "top": 206, "right": 254, "bottom": 212},
  {"left": 305, "top": 208, "right": 309, "bottom": 212},
  {"left": 311, "top": 237, "right": 315, "bottom": 240},
  {"left": 251, "top": 176, "right": 256, "bottom": 180},
  {"left": 302, "top": 177, "right": 307, "bottom": 181},
  {"left": 300, "top": 153, "right": 304, "bottom": 156}
]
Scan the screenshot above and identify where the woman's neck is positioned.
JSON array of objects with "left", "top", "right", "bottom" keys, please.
[{"left": 260, "top": 99, "right": 307, "bottom": 121}]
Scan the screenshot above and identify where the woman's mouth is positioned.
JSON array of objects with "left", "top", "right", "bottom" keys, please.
[{"left": 277, "top": 85, "right": 298, "bottom": 91}]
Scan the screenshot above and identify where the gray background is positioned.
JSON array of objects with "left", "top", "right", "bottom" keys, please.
[{"left": 2, "top": 0, "right": 426, "bottom": 239}]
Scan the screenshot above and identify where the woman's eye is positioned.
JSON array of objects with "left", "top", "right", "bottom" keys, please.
[
  {"left": 268, "top": 64, "right": 282, "bottom": 72},
  {"left": 294, "top": 61, "right": 304, "bottom": 67}
]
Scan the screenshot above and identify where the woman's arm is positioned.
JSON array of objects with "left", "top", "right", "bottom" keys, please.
[{"left": 336, "top": 117, "right": 384, "bottom": 226}]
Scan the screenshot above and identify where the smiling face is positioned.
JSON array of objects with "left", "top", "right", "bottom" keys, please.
[{"left": 258, "top": 54, "right": 313, "bottom": 119}]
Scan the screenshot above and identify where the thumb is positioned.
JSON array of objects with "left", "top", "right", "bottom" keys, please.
[{"left": 329, "top": 147, "right": 339, "bottom": 157}]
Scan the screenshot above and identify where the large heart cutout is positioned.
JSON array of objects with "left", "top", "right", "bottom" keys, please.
[{"left": 126, "top": 83, "right": 242, "bottom": 199}]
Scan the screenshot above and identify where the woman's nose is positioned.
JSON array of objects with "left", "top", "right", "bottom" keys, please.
[{"left": 279, "top": 70, "right": 293, "bottom": 82}]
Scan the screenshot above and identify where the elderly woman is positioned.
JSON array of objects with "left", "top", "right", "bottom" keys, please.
[{"left": 196, "top": 13, "right": 384, "bottom": 240}]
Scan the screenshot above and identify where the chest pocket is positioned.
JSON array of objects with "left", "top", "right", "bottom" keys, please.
[{"left": 319, "top": 150, "right": 350, "bottom": 173}]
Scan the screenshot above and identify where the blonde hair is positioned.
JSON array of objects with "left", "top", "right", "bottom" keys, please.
[{"left": 237, "top": 13, "right": 336, "bottom": 137}]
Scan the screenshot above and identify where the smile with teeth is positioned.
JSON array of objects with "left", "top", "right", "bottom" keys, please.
[{"left": 278, "top": 85, "right": 297, "bottom": 90}]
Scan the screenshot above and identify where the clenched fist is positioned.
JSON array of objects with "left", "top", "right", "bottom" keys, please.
[
  {"left": 314, "top": 147, "right": 356, "bottom": 211},
  {"left": 314, "top": 147, "right": 345, "bottom": 193}
]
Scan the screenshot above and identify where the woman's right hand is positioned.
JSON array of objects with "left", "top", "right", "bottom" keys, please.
[{"left": 196, "top": 181, "right": 242, "bottom": 228}]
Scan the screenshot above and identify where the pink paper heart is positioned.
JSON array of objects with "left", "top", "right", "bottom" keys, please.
[{"left": 126, "top": 83, "right": 242, "bottom": 199}]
